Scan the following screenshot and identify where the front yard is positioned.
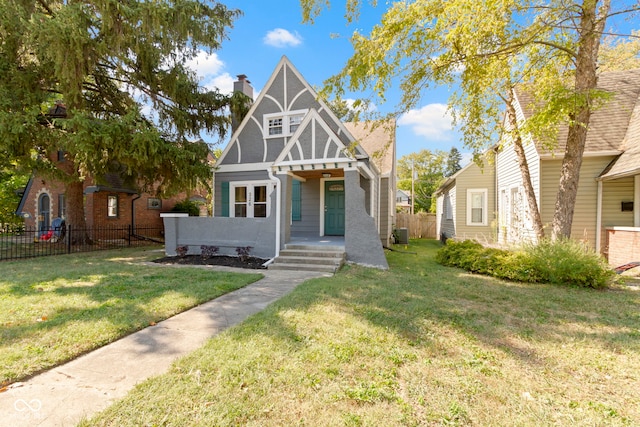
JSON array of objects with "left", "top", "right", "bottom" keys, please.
[
  {"left": 0, "top": 246, "right": 262, "bottom": 386},
  {"left": 82, "top": 240, "right": 639, "bottom": 426}
]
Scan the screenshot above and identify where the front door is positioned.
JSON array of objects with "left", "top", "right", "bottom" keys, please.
[{"left": 324, "top": 180, "right": 345, "bottom": 235}]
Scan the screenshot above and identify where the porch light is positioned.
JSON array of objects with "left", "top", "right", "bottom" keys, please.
[{"left": 323, "top": 173, "right": 331, "bottom": 178}]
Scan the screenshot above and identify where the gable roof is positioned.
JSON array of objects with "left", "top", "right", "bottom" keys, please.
[
  {"left": 515, "top": 68, "right": 640, "bottom": 156},
  {"left": 273, "top": 108, "right": 354, "bottom": 166},
  {"left": 343, "top": 120, "right": 396, "bottom": 176},
  {"left": 217, "top": 56, "right": 359, "bottom": 166}
]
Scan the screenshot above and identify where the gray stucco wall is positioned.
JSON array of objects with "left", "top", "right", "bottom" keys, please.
[
  {"left": 163, "top": 215, "right": 277, "bottom": 259},
  {"left": 344, "top": 170, "right": 388, "bottom": 269}
]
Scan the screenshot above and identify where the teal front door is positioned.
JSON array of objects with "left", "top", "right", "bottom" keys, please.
[{"left": 324, "top": 180, "right": 345, "bottom": 235}]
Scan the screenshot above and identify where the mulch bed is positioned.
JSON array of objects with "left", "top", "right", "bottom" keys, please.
[{"left": 153, "top": 255, "right": 268, "bottom": 269}]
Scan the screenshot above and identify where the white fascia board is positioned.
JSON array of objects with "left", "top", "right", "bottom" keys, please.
[{"left": 215, "top": 162, "right": 272, "bottom": 173}]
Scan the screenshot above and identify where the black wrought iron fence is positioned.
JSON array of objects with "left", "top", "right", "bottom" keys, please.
[{"left": 0, "top": 224, "right": 164, "bottom": 261}]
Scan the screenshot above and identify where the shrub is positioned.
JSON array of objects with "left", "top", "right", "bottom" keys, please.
[
  {"left": 200, "top": 245, "right": 219, "bottom": 259},
  {"left": 171, "top": 200, "right": 201, "bottom": 216},
  {"left": 523, "top": 238, "right": 616, "bottom": 289},
  {"left": 436, "top": 239, "right": 616, "bottom": 288},
  {"left": 176, "top": 245, "right": 188, "bottom": 257}
]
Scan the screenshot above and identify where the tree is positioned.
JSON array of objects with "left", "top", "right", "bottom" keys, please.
[
  {"left": 0, "top": 161, "right": 29, "bottom": 225},
  {"left": 301, "top": 0, "right": 639, "bottom": 240},
  {"left": 445, "top": 147, "right": 462, "bottom": 177},
  {"left": 0, "top": 1, "right": 240, "bottom": 242},
  {"left": 397, "top": 150, "right": 447, "bottom": 213}
]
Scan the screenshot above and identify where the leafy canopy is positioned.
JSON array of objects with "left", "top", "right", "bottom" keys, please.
[
  {"left": 397, "top": 149, "right": 447, "bottom": 213},
  {"left": 301, "top": 0, "right": 639, "bottom": 154},
  {"left": 0, "top": 0, "right": 241, "bottom": 197}
]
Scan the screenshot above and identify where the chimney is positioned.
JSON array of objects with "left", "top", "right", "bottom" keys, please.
[
  {"left": 231, "top": 74, "right": 254, "bottom": 133},
  {"left": 234, "top": 74, "right": 253, "bottom": 100}
]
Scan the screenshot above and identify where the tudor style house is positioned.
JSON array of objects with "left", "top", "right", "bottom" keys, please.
[
  {"left": 435, "top": 68, "right": 640, "bottom": 267},
  {"left": 163, "top": 56, "right": 397, "bottom": 270}
]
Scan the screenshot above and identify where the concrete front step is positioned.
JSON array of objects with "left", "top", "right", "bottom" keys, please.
[
  {"left": 268, "top": 243, "right": 346, "bottom": 273},
  {"left": 268, "top": 262, "right": 339, "bottom": 273},
  {"left": 278, "top": 248, "right": 345, "bottom": 259},
  {"left": 284, "top": 244, "right": 345, "bottom": 252},
  {"left": 274, "top": 255, "right": 342, "bottom": 265}
]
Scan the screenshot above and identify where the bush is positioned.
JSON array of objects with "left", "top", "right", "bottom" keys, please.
[
  {"left": 436, "top": 239, "right": 615, "bottom": 288},
  {"left": 524, "top": 238, "right": 616, "bottom": 289},
  {"left": 171, "top": 200, "right": 201, "bottom": 216}
]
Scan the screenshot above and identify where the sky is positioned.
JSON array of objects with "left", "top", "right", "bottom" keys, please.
[
  {"left": 185, "top": 1, "right": 638, "bottom": 165},
  {"left": 186, "top": 0, "right": 464, "bottom": 163}
]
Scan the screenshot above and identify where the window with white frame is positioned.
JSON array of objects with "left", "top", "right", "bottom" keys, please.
[
  {"left": 267, "top": 117, "right": 283, "bottom": 135},
  {"left": 231, "top": 182, "right": 270, "bottom": 218},
  {"left": 264, "top": 110, "right": 308, "bottom": 138},
  {"left": 107, "top": 195, "right": 118, "bottom": 218},
  {"left": 289, "top": 114, "right": 304, "bottom": 133},
  {"left": 466, "top": 189, "right": 487, "bottom": 226}
]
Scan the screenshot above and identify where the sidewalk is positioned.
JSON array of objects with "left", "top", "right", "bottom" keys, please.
[{"left": 0, "top": 265, "right": 330, "bottom": 427}]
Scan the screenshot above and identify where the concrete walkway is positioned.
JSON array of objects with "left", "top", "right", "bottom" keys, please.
[{"left": 1, "top": 265, "right": 330, "bottom": 427}]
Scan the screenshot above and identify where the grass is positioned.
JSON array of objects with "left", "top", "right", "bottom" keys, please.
[
  {"left": 0, "top": 246, "right": 263, "bottom": 386},
  {"left": 78, "top": 240, "right": 640, "bottom": 426}
]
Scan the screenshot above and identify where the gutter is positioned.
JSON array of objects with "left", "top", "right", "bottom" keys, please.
[
  {"left": 268, "top": 168, "right": 281, "bottom": 259},
  {"left": 131, "top": 193, "right": 142, "bottom": 233}
]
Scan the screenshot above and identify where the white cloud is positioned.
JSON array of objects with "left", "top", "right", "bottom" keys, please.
[
  {"left": 398, "top": 104, "right": 454, "bottom": 141},
  {"left": 204, "top": 73, "right": 235, "bottom": 95},
  {"left": 263, "top": 28, "right": 303, "bottom": 48},
  {"left": 184, "top": 50, "right": 225, "bottom": 80}
]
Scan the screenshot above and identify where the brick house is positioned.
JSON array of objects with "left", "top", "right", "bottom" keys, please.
[{"left": 16, "top": 170, "right": 207, "bottom": 233}]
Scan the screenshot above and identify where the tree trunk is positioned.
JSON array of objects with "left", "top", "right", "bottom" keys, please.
[
  {"left": 64, "top": 179, "right": 90, "bottom": 245},
  {"left": 551, "top": 0, "right": 609, "bottom": 240},
  {"left": 505, "top": 94, "right": 545, "bottom": 241},
  {"left": 56, "top": 153, "right": 90, "bottom": 245}
]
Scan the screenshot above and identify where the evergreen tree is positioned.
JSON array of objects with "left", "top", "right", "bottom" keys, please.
[
  {"left": 445, "top": 147, "right": 462, "bottom": 177},
  {"left": 0, "top": 1, "right": 240, "bottom": 242}
]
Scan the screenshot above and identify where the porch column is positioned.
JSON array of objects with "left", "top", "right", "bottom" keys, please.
[
  {"left": 278, "top": 173, "right": 291, "bottom": 249},
  {"left": 344, "top": 170, "right": 388, "bottom": 269}
]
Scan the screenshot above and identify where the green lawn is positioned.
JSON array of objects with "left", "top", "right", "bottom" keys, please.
[
  {"left": 0, "top": 246, "right": 263, "bottom": 386},
  {"left": 80, "top": 240, "right": 640, "bottom": 426}
]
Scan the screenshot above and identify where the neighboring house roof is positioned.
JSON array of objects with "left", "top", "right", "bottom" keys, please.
[
  {"left": 343, "top": 121, "right": 396, "bottom": 176},
  {"left": 15, "top": 177, "right": 34, "bottom": 217},
  {"left": 599, "top": 83, "right": 640, "bottom": 180},
  {"left": 516, "top": 68, "right": 640, "bottom": 155}
]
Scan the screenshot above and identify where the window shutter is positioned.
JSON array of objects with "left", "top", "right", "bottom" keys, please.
[
  {"left": 221, "top": 182, "right": 229, "bottom": 217},
  {"left": 292, "top": 180, "right": 301, "bottom": 221}
]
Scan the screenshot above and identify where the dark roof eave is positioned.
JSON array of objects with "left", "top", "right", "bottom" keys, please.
[{"left": 84, "top": 185, "right": 139, "bottom": 195}]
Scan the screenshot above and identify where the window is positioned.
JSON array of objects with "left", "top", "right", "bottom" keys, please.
[
  {"left": 268, "top": 117, "right": 283, "bottom": 135},
  {"left": 263, "top": 110, "right": 308, "bottom": 138},
  {"left": 58, "top": 194, "right": 66, "bottom": 218},
  {"left": 147, "top": 198, "right": 161, "bottom": 209},
  {"left": 466, "top": 189, "right": 487, "bottom": 226},
  {"left": 444, "top": 194, "right": 453, "bottom": 220},
  {"left": 289, "top": 114, "right": 304, "bottom": 133},
  {"left": 230, "top": 182, "right": 270, "bottom": 218},
  {"left": 107, "top": 195, "right": 118, "bottom": 218}
]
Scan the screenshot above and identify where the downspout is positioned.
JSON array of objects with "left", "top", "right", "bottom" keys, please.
[
  {"left": 595, "top": 179, "right": 603, "bottom": 253},
  {"left": 377, "top": 174, "right": 381, "bottom": 235},
  {"left": 494, "top": 147, "right": 499, "bottom": 243},
  {"left": 131, "top": 193, "right": 142, "bottom": 234},
  {"left": 267, "top": 169, "right": 281, "bottom": 259},
  {"left": 635, "top": 175, "right": 640, "bottom": 227}
]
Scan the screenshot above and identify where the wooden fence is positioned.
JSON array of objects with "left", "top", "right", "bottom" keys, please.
[{"left": 395, "top": 212, "right": 437, "bottom": 239}]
